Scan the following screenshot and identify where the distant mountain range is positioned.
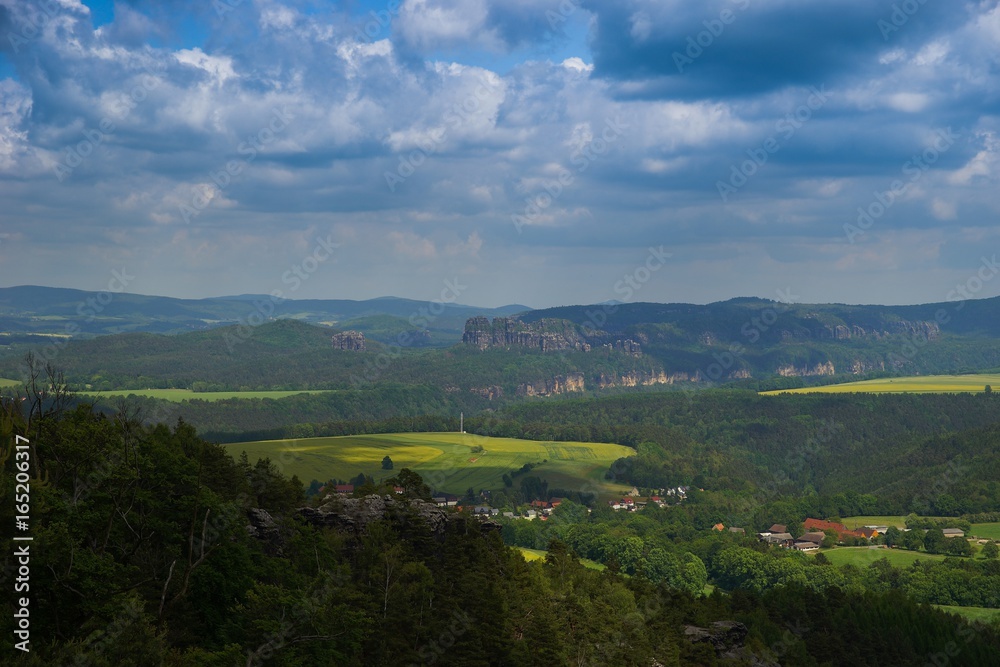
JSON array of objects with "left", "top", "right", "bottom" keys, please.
[
  {"left": 3, "top": 286, "right": 1000, "bottom": 398},
  {"left": 0, "top": 285, "right": 529, "bottom": 346}
]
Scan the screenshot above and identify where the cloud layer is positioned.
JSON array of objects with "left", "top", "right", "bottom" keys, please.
[{"left": 0, "top": 0, "right": 998, "bottom": 309}]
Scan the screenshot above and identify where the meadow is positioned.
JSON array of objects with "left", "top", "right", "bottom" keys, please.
[
  {"left": 970, "top": 523, "right": 1000, "bottom": 540},
  {"left": 762, "top": 374, "right": 1000, "bottom": 395},
  {"left": 81, "top": 388, "right": 337, "bottom": 402},
  {"left": 0, "top": 377, "right": 19, "bottom": 387},
  {"left": 517, "top": 547, "right": 606, "bottom": 571},
  {"left": 816, "top": 547, "right": 947, "bottom": 567},
  {"left": 227, "top": 432, "right": 636, "bottom": 497},
  {"left": 932, "top": 605, "right": 1000, "bottom": 625}
]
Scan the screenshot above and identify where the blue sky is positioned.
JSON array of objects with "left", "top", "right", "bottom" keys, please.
[{"left": 0, "top": 0, "right": 998, "bottom": 309}]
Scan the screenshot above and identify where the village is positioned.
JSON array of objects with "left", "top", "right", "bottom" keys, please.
[{"left": 712, "top": 518, "right": 969, "bottom": 551}]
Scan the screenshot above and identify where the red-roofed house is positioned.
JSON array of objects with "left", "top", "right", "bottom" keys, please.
[
  {"left": 334, "top": 484, "right": 354, "bottom": 494},
  {"left": 804, "top": 518, "right": 864, "bottom": 541}
]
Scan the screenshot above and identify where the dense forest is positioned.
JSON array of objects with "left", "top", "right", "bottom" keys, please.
[{"left": 5, "top": 383, "right": 1000, "bottom": 665}]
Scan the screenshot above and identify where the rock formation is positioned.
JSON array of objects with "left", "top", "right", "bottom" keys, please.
[
  {"left": 295, "top": 494, "right": 503, "bottom": 540},
  {"left": 684, "top": 621, "right": 778, "bottom": 665},
  {"left": 331, "top": 330, "right": 366, "bottom": 351},
  {"left": 463, "top": 316, "right": 592, "bottom": 352},
  {"left": 517, "top": 373, "right": 585, "bottom": 397},
  {"left": 776, "top": 361, "right": 836, "bottom": 377}
]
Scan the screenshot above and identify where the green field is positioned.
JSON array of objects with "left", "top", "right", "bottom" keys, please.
[
  {"left": 816, "top": 547, "right": 947, "bottom": 567},
  {"left": 932, "top": 605, "right": 1000, "bottom": 625},
  {"left": 840, "top": 515, "right": 912, "bottom": 529},
  {"left": 762, "top": 374, "right": 1000, "bottom": 395},
  {"left": 840, "top": 515, "right": 948, "bottom": 529},
  {"left": 0, "top": 377, "right": 19, "bottom": 387},
  {"left": 516, "top": 547, "right": 607, "bottom": 571},
  {"left": 81, "top": 388, "right": 337, "bottom": 402},
  {"left": 970, "top": 523, "right": 1000, "bottom": 540},
  {"left": 227, "top": 432, "right": 636, "bottom": 497}
]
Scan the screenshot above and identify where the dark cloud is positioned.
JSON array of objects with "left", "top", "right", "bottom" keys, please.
[
  {"left": 0, "top": 0, "right": 998, "bottom": 307},
  {"left": 583, "top": 0, "right": 971, "bottom": 100}
]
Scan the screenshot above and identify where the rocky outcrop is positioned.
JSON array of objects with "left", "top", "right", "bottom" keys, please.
[
  {"left": 463, "top": 316, "right": 592, "bottom": 352},
  {"left": 246, "top": 508, "right": 284, "bottom": 555},
  {"left": 776, "top": 361, "right": 835, "bottom": 377},
  {"left": 602, "top": 339, "right": 642, "bottom": 356},
  {"left": 470, "top": 385, "right": 503, "bottom": 400},
  {"left": 849, "top": 359, "right": 886, "bottom": 375},
  {"left": 331, "top": 330, "right": 366, "bottom": 351},
  {"left": 517, "top": 373, "right": 585, "bottom": 397},
  {"left": 299, "top": 494, "right": 448, "bottom": 536},
  {"left": 296, "top": 494, "right": 500, "bottom": 539},
  {"left": 592, "top": 369, "right": 708, "bottom": 389},
  {"left": 808, "top": 319, "right": 940, "bottom": 341},
  {"left": 684, "top": 621, "right": 778, "bottom": 666}
]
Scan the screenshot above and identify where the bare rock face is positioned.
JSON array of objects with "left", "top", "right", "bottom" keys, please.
[
  {"left": 684, "top": 621, "right": 778, "bottom": 665},
  {"left": 463, "top": 317, "right": 593, "bottom": 353},
  {"left": 331, "top": 330, "right": 366, "bottom": 351},
  {"left": 246, "top": 508, "right": 284, "bottom": 555},
  {"left": 517, "top": 372, "right": 586, "bottom": 397},
  {"left": 470, "top": 385, "right": 504, "bottom": 400},
  {"left": 298, "top": 494, "right": 448, "bottom": 537},
  {"left": 776, "top": 361, "right": 835, "bottom": 377},
  {"left": 810, "top": 319, "right": 940, "bottom": 341}
]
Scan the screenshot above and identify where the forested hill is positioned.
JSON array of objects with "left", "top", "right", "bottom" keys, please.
[
  {"left": 5, "top": 292, "right": 1000, "bottom": 397},
  {"left": 0, "top": 285, "right": 527, "bottom": 342},
  {"left": 5, "top": 400, "right": 1000, "bottom": 665},
  {"left": 507, "top": 296, "right": 1000, "bottom": 380},
  {"left": 519, "top": 296, "right": 1000, "bottom": 337}
]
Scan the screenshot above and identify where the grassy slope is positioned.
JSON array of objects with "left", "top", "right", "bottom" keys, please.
[
  {"left": 816, "top": 547, "right": 948, "bottom": 567},
  {"left": 762, "top": 374, "right": 1000, "bottom": 395},
  {"left": 0, "top": 377, "right": 19, "bottom": 387},
  {"left": 933, "top": 605, "right": 1000, "bottom": 625},
  {"left": 516, "top": 547, "right": 606, "bottom": 571},
  {"left": 226, "top": 432, "right": 636, "bottom": 496},
  {"left": 80, "top": 388, "right": 338, "bottom": 402},
  {"left": 970, "top": 523, "right": 1000, "bottom": 540}
]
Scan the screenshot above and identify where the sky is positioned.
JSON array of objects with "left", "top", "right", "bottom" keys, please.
[{"left": 0, "top": 0, "right": 998, "bottom": 310}]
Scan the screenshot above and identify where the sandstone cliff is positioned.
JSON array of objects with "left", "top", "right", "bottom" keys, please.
[
  {"left": 776, "top": 361, "right": 836, "bottom": 377},
  {"left": 463, "top": 316, "right": 593, "bottom": 352},
  {"left": 517, "top": 373, "right": 586, "bottom": 397},
  {"left": 296, "top": 494, "right": 502, "bottom": 540},
  {"left": 331, "top": 330, "right": 366, "bottom": 351}
]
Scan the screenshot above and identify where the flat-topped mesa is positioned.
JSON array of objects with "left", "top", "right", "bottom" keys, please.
[
  {"left": 331, "top": 330, "right": 366, "bottom": 351},
  {"left": 806, "top": 318, "right": 941, "bottom": 341},
  {"left": 463, "top": 316, "right": 644, "bottom": 354}
]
